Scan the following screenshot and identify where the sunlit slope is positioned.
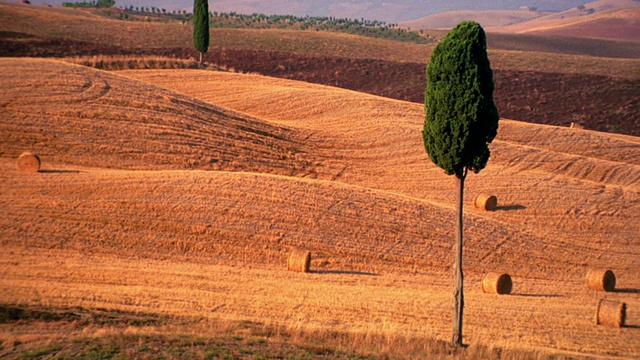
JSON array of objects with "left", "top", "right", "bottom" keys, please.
[
  {"left": 2, "top": 60, "right": 640, "bottom": 357},
  {"left": 0, "top": 58, "right": 321, "bottom": 176},
  {"left": 0, "top": 59, "right": 638, "bottom": 281},
  {"left": 122, "top": 69, "right": 640, "bottom": 279},
  {"left": 0, "top": 165, "right": 560, "bottom": 276}
]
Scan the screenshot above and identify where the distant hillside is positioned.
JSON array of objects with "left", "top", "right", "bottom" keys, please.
[
  {"left": 401, "top": 0, "right": 639, "bottom": 42},
  {"left": 25, "top": 0, "right": 592, "bottom": 23},
  {"left": 2, "top": 0, "right": 639, "bottom": 136},
  {"left": 489, "top": 0, "right": 640, "bottom": 41},
  {"left": 401, "top": 9, "right": 549, "bottom": 29}
]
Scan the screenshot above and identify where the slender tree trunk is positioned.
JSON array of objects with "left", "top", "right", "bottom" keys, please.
[
  {"left": 198, "top": 51, "right": 203, "bottom": 66},
  {"left": 452, "top": 174, "right": 465, "bottom": 346}
]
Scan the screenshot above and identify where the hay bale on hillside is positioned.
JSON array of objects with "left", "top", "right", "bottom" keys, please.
[
  {"left": 595, "top": 299, "right": 626, "bottom": 328},
  {"left": 288, "top": 249, "right": 311, "bottom": 273},
  {"left": 482, "top": 272, "right": 512, "bottom": 295},
  {"left": 586, "top": 269, "right": 616, "bottom": 292},
  {"left": 475, "top": 194, "right": 497, "bottom": 211},
  {"left": 16, "top": 152, "right": 41, "bottom": 173}
]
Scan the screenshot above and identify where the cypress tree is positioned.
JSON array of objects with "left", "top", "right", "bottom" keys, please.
[
  {"left": 193, "top": 0, "right": 209, "bottom": 65},
  {"left": 422, "top": 21, "right": 499, "bottom": 346}
]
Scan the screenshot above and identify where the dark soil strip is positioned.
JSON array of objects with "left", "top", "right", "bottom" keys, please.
[{"left": 2, "top": 35, "right": 638, "bottom": 136}]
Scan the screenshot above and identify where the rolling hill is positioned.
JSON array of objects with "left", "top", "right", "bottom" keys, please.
[
  {"left": 491, "top": 3, "right": 640, "bottom": 41},
  {"left": 24, "top": 0, "right": 593, "bottom": 23},
  {"left": 401, "top": 9, "right": 550, "bottom": 29},
  {"left": 1, "top": 57, "right": 639, "bottom": 358},
  {"left": 2, "top": 1, "right": 639, "bottom": 139},
  {"left": 1, "top": 1, "right": 639, "bottom": 357},
  {"left": 404, "top": 0, "right": 640, "bottom": 42}
]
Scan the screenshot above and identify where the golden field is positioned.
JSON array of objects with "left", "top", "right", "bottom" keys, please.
[{"left": 1, "top": 57, "right": 639, "bottom": 358}]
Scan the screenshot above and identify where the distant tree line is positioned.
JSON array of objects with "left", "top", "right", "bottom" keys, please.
[
  {"left": 206, "top": 12, "right": 432, "bottom": 43},
  {"left": 123, "top": 5, "right": 175, "bottom": 15},
  {"left": 112, "top": 6, "right": 433, "bottom": 43},
  {"left": 63, "top": 0, "right": 115, "bottom": 7}
]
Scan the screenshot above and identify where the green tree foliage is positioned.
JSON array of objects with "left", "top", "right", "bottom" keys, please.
[
  {"left": 422, "top": 21, "right": 499, "bottom": 346},
  {"left": 206, "top": 13, "right": 432, "bottom": 44},
  {"left": 423, "top": 20, "right": 498, "bottom": 179},
  {"left": 193, "top": 0, "right": 209, "bottom": 65},
  {"left": 63, "top": 0, "right": 115, "bottom": 7}
]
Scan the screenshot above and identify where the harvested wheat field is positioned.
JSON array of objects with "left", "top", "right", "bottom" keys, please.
[{"left": 1, "top": 58, "right": 639, "bottom": 358}]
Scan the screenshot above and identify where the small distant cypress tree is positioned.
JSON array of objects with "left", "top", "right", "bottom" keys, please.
[
  {"left": 193, "top": 0, "right": 209, "bottom": 65},
  {"left": 423, "top": 20, "right": 499, "bottom": 346}
]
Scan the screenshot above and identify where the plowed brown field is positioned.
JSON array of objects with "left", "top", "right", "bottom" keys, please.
[{"left": 1, "top": 58, "right": 639, "bottom": 358}]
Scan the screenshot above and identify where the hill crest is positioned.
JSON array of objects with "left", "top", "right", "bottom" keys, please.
[
  {"left": 402, "top": 0, "right": 640, "bottom": 41},
  {"left": 23, "top": 0, "right": 594, "bottom": 23}
]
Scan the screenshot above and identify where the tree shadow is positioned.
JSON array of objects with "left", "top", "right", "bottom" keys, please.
[
  {"left": 613, "top": 288, "right": 640, "bottom": 294},
  {"left": 623, "top": 324, "right": 640, "bottom": 329},
  {"left": 39, "top": 169, "right": 81, "bottom": 174},
  {"left": 511, "top": 293, "right": 564, "bottom": 298},
  {"left": 311, "top": 270, "right": 380, "bottom": 276},
  {"left": 495, "top": 204, "right": 526, "bottom": 211}
]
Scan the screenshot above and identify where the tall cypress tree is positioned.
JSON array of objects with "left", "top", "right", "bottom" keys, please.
[
  {"left": 193, "top": 0, "right": 209, "bottom": 65},
  {"left": 423, "top": 21, "right": 499, "bottom": 346}
]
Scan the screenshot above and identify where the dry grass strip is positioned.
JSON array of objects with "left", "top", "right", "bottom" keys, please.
[
  {"left": 482, "top": 272, "right": 512, "bottom": 295},
  {"left": 16, "top": 152, "right": 41, "bottom": 173},
  {"left": 586, "top": 269, "right": 616, "bottom": 292},
  {"left": 288, "top": 249, "right": 311, "bottom": 273},
  {"left": 595, "top": 299, "right": 626, "bottom": 328},
  {"left": 474, "top": 194, "right": 498, "bottom": 211}
]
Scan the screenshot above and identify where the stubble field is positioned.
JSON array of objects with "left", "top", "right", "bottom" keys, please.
[
  {"left": 1, "top": 57, "right": 639, "bottom": 358},
  {"left": 2, "top": 1, "right": 640, "bottom": 137}
]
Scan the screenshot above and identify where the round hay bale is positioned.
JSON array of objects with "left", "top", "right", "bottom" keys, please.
[
  {"left": 16, "top": 152, "right": 41, "bottom": 173},
  {"left": 482, "top": 272, "right": 512, "bottom": 295},
  {"left": 595, "top": 299, "right": 626, "bottom": 328},
  {"left": 288, "top": 249, "right": 311, "bottom": 273},
  {"left": 475, "top": 194, "right": 497, "bottom": 211},
  {"left": 586, "top": 269, "right": 616, "bottom": 292}
]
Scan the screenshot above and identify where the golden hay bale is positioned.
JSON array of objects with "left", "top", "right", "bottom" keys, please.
[
  {"left": 586, "top": 269, "right": 616, "bottom": 292},
  {"left": 482, "top": 272, "right": 512, "bottom": 295},
  {"left": 16, "top": 152, "right": 41, "bottom": 173},
  {"left": 288, "top": 249, "right": 311, "bottom": 273},
  {"left": 475, "top": 194, "right": 498, "bottom": 211},
  {"left": 595, "top": 299, "right": 626, "bottom": 328}
]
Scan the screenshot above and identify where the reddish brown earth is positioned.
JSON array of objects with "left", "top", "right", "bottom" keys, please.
[
  {"left": 207, "top": 49, "right": 640, "bottom": 137},
  {"left": 2, "top": 34, "right": 639, "bottom": 137}
]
